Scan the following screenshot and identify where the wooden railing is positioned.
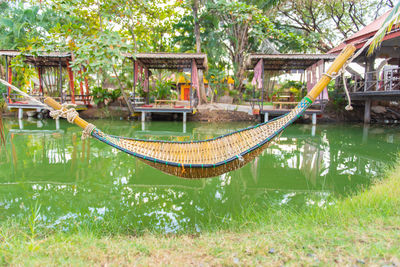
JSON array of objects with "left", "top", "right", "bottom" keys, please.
[{"left": 347, "top": 67, "right": 400, "bottom": 92}]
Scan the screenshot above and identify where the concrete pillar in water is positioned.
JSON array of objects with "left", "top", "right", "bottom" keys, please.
[
  {"left": 264, "top": 112, "right": 269, "bottom": 122},
  {"left": 141, "top": 112, "right": 146, "bottom": 122},
  {"left": 18, "top": 119, "right": 23, "bottom": 130},
  {"left": 364, "top": 100, "right": 371, "bottom": 124},
  {"left": 311, "top": 125, "right": 316, "bottom": 137},
  {"left": 183, "top": 121, "right": 186, "bottom": 133},
  {"left": 18, "top": 108, "right": 23, "bottom": 120},
  {"left": 312, "top": 113, "right": 317, "bottom": 125},
  {"left": 56, "top": 119, "right": 60, "bottom": 130},
  {"left": 141, "top": 121, "right": 145, "bottom": 131},
  {"left": 183, "top": 112, "right": 187, "bottom": 123}
]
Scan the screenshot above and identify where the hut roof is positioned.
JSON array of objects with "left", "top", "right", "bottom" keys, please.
[
  {"left": 247, "top": 54, "right": 336, "bottom": 71},
  {"left": 328, "top": 9, "right": 400, "bottom": 60},
  {"left": 124, "top": 52, "right": 207, "bottom": 70},
  {"left": 0, "top": 50, "right": 71, "bottom": 67}
]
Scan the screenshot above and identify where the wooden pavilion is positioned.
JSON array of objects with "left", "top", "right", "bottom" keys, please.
[
  {"left": 0, "top": 50, "right": 91, "bottom": 119},
  {"left": 328, "top": 9, "right": 400, "bottom": 123},
  {"left": 124, "top": 52, "right": 207, "bottom": 122},
  {"left": 247, "top": 53, "right": 336, "bottom": 123}
]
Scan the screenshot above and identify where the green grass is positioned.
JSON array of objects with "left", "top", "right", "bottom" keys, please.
[{"left": 1, "top": 164, "right": 400, "bottom": 266}]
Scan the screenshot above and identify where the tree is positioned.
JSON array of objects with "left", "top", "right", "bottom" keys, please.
[
  {"left": 275, "top": 0, "right": 393, "bottom": 52},
  {"left": 192, "top": 0, "right": 208, "bottom": 104}
]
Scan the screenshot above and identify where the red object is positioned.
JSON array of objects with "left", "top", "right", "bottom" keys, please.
[
  {"left": 8, "top": 67, "right": 13, "bottom": 104},
  {"left": 66, "top": 61, "right": 76, "bottom": 104},
  {"left": 142, "top": 104, "right": 153, "bottom": 108},
  {"left": 14, "top": 101, "right": 29, "bottom": 104},
  {"left": 174, "top": 105, "right": 185, "bottom": 109}
]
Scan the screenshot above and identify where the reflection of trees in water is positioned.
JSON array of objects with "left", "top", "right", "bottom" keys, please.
[{"left": 1, "top": 120, "right": 400, "bottom": 232}]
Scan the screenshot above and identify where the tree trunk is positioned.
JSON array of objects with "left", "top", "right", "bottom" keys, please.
[
  {"left": 112, "top": 66, "right": 134, "bottom": 115},
  {"left": 192, "top": 0, "right": 207, "bottom": 104}
]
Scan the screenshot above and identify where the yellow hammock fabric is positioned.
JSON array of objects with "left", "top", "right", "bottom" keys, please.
[{"left": 45, "top": 45, "right": 356, "bottom": 179}]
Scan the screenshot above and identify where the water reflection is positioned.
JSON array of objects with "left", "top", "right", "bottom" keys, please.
[{"left": 1, "top": 119, "right": 399, "bottom": 233}]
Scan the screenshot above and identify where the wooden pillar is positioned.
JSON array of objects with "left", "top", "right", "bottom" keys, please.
[
  {"left": 59, "top": 59, "right": 63, "bottom": 103},
  {"left": 78, "top": 69, "right": 84, "bottom": 102},
  {"left": 66, "top": 61, "right": 75, "bottom": 104},
  {"left": 261, "top": 59, "right": 264, "bottom": 112},
  {"left": 364, "top": 99, "right": 371, "bottom": 124},
  {"left": 133, "top": 60, "right": 137, "bottom": 109},
  {"left": 83, "top": 66, "right": 90, "bottom": 106},
  {"left": 189, "top": 63, "right": 193, "bottom": 108},
  {"left": 144, "top": 67, "right": 149, "bottom": 104},
  {"left": 37, "top": 67, "right": 43, "bottom": 95},
  {"left": 7, "top": 60, "right": 13, "bottom": 104}
]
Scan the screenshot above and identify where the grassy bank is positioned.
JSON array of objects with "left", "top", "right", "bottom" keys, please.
[{"left": 1, "top": 165, "right": 400, "bottom": 266}]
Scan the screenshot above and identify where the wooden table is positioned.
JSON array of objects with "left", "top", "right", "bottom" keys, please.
[
  {"left": 273, "top": 101, "right": 298, "bottom": 109},
  {"left": 154, "top": 99, "right": 178, "bottom": 107}
]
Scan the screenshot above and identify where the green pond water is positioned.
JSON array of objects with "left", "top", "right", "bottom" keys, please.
[{"left": 1, "top": 118, "right": 400, "bottom": 233}]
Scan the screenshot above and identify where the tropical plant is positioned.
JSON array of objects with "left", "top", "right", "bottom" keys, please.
[
  {"left": 91, "top": 86, "right": 111, "bottom": 108},
  {"left": 368, "top": 1, "right": 400, "bottom": 54},
  {"left": 153, "top": 80, "right": 174, "bottom": 100}
]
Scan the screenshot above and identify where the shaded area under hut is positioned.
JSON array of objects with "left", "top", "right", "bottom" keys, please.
[
  {"left": 124, "top": 52, "right": 207, "bottom": 122},
  {"left": 246, "top": 53, "right": 336, "bottom": 123},
  {"left": 329, "top": 9, "right": 400, "bottom": 123},
  {"left": 0, "top": 50, "right": 91, "bottom": 119}
]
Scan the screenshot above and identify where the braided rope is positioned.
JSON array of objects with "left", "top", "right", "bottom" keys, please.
[
  {"left": 82, "top": 123, "right": 96, "bottom": 140},
  {"left": 49, "top": 103, "right": 79, "bottom": 123}
]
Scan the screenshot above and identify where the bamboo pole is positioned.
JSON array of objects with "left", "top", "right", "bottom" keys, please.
[
  {"left": 307, "top": 44, "right": 356, "bottom": 102},
  {"left": 44, "top": 97, "right": 89, "bottom": 129}
]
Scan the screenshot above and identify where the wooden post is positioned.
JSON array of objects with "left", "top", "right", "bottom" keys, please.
[
  {"left": 261, "top": 59, "right": 264, "bottom": 112},
  {"left": 78, "top": 68, "right": 84, "bottom": 103},
  {"left": 37, "top": 67, "right": 43, "bottom": 95},
  {"left": 364, "top": 99, "right": 371, "bottom": 124},
  {"left": 59, "top": 59, "right": 63, "bottom": 103},
  {"left": 83, "top": 66, "right": 90, "bottom": 106},
  {"left": 189, "top": 63, "right": 193, "bottom": 109},
  {"left": 144, "top": 67, "right": 149, "bottom": 105},
  {"left": 66, "top": 61, "right": 75, "bottom": 104},
  {"left": 7, "top": 63, "right": 13, "bottom": 104},
  {"left": 133, "top": 60, "right": 136, "bottom": 109}
]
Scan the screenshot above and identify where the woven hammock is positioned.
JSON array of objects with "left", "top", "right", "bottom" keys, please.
[{"left": 45, "top": 45, "right": 356, "bottom": 179}]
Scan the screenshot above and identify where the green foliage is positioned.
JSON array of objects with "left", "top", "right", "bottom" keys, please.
[
  {"left": 91, "top": 86, "right": 111, "bottom": 107},
  {"left": 280, "top": 80, "right": 306, "bottom": 101},
  {"left": 243, "top": 84, "right": 260, "bottom": 101},
  {"left": 152, "top": 80, "right": 175, "bottom": 100},
  {"left": 0, "top": 3, "right": 58, "bottom": 49}
]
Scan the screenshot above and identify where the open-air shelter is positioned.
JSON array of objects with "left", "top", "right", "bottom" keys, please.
[
  {"left": 247, "top": 53, "right": 336, "bottom": 123},
  {"left": 124, "top": 52, "right": 207, "bottom": 122},
  {"left": 0, "top": 50, "right": 91, "bottom": 118}
]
